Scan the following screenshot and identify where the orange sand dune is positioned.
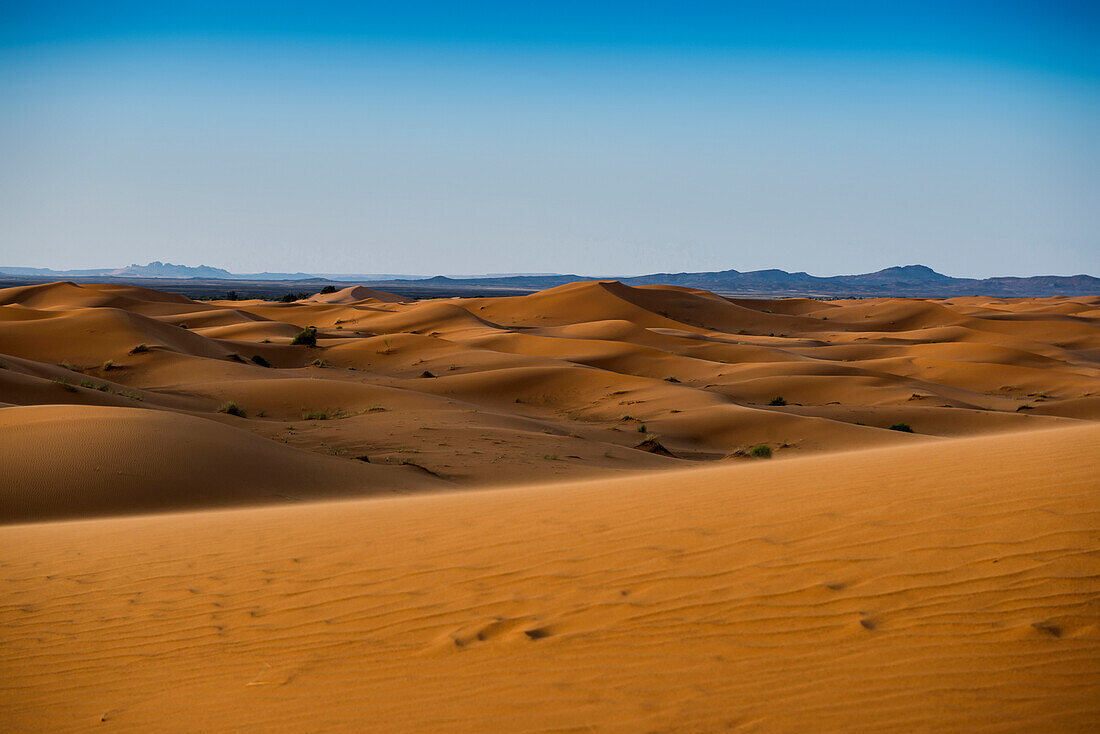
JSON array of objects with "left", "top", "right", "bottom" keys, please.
[
  {"left": 2, "top": 424, "right": 1097, "bottom": 731},
  {"left": 0, "top": 405, "right": 448, "bottom": 523},
  {"left": 1, "top": 280, "right": 1097, "bottom": 495},
  {"left": 303, "top": 284, "right": 407, "bottom": 303}
]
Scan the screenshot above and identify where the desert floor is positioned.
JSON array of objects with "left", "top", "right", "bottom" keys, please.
[{"left": 2, "top": 281, "right": 1098, "bottom": 731}]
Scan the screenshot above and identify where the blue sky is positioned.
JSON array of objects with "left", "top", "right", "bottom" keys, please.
[{"left": 1, "top": 1, "right": 1097, "bottom": 276}]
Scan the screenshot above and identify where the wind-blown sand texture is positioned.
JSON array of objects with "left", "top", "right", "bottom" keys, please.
[
  {"left": 1, "top": 281, "right": 1098, "bottom": 731},
  {"left": 2, "top": 426, "right": 1099, "bottom": 731}
]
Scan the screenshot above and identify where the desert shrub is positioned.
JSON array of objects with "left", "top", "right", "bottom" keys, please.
[
  {"left": 749, "top": 444, "right": 772, "bottom": 458},
  {"left": 309, "top": 358, "right": 333, "bottom": 368},
  {"left": 303, "top": 410, "right": 329, "bottom": 420},
  {"left": 638, "top": 423, "right": 647, "bottom": 433},
  {"left": 217, "top": 401, "right": 247, "bottom": 418},
  {"left": 80, "top": 380, "right": 109, "bottom": 391},
  {"left": 102, "top": 359, "right": 115, "bottom": 371},
  {"left": 769, "top": 396, "right": 787, "bottom": 406},
  {"left": 319, "top": 285, "right": 337, "bottom": 294},
  {"left": 129, "top": 344, "right": 150, "bottom": 355},
  {"left": 665, "top": 376, "right": 680, "bottom": 383},
  {"left": 52, "top": 378, "right": 78, "bottom": 392},
  {"left": 280, "top": 293, "right": 297, "bottom": 303},
  {"left": 291, "top": 326, "right": 318, "bottom": 346},
  {"left": 888, "top": 422, "right": 913, "bottom": 433},
  {"left": 116, "top": 390, "right": 143, "bottom": 401},
  {"left": 251, "top": 354, "right": 271, "bottom": 368}
]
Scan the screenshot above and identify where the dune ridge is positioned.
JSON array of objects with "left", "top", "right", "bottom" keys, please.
[{"left": 1, "top": 280, "right": 1097, "bottom": 519}]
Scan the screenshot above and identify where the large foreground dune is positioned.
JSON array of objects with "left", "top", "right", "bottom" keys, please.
[{"left": 2, "top": 424, "right": 1098, "bottom": 731}]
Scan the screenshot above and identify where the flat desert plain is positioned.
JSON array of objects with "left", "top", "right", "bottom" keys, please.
[{"left": 1, "top": 280, "right": 1099, "bottom": 731}]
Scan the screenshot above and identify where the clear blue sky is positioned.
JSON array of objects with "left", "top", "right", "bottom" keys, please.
[{"left": 1, "top": 1, "right": 1097, "bottom": 277}]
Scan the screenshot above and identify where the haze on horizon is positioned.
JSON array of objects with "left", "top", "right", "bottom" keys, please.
[{"left": 1, "top": 1, "right": 1097, "bottom": 279}]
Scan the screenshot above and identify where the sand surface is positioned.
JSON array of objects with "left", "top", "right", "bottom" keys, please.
[
  {"left": 1, "top": 281, "right": 1098, "bottom": 730},
  {"left": 2, "top": 281, "right": 1098, "bottom": 519},
  {"left": 2, "top": 425, "right": 1098, "bottom": 731}
]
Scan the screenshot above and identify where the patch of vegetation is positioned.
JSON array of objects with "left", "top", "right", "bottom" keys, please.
[
  {"left": 888, "top": 422, "right": 914, "bottom": 433},
  {"left": 319, "top": 285, "right": 337, "bottom": 294},
  {"left": 290, "top": 326, "right": 318, "bottom": 346},
  {"left": 664, "top": 376, "right": 680, "bottom": 383},
  {"left": 129, "top": 344, "right": 150, "bottom": 354},
  {"left": 638, "top": 423, "right": 647, "bottom": 433},
  {"left": 543, "top": 454, "right": 559, "bottom": 460},
  {"left": 58, "top": 361, "right": 78, "bottom": 371},
  {"left": 251, "top": 354, "right": 271, "bottom": 368},
  {"left": 52, "top": 377, "right": 78, "bottom": 392},
  {"left": 749, "top": 444, "right": 772, "bottom": 458},
  {"left": 0, "top": 361, "right": 6, "bottom": 369},
  {"left": 280, "top": 292, "right": 310, "bottom": 302},
  {"left": 308, "top": 358, "right": 333, "bottom": 368},
  {"left": 768, "top": 396, "right": 788, "bottom": 406},
  {"left": 303, "top": 410, "right": 330, "bottom": 420},
  {"left": 116, "top": 390, "right": 143, "bottom": 401},
  {"left": 217, "top": 401, "right": 247, "bottom": 418},
  {"left": 80, "top": 380, "right": 109, "bottom": 391},
  {"left": 225, "top": 290, "right": 239, "bottom": 301}
]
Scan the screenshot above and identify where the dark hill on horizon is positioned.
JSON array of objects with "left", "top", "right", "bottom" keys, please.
[{"left": 1, "top": 262, "right": 1097, "bottom": 299}]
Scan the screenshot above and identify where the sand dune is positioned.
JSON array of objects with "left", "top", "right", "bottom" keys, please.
[
  {"left": 1, "top": 280, "right": 1097, "bottom": 497},
  {"left": 2, "top": 424, "right": 1097, "bottom": 731},
  {"left": 0, "top": 280, "right": 1097, "bottom": 730},
  {"left": 303, "top": 285, "right": 407, "bottom": 304},
  {"left": 0, "top": 405, "right": 448, "bottom": 522}
]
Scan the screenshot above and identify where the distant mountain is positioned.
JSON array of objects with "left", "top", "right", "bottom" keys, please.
[
  {"left": 107, "top": 261, "right": 233, "bottom": 278},
  {"left": 359, "top": 265, "right": 1099, "bottom": 297},
  {"left": 0, "top": 266, "right": 115, "bottom": 277},
  {"left": 1, "top": 262, "right": 1096, "bottom": 297}
]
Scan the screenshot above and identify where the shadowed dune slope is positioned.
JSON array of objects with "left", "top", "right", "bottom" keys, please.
[
  {"left": 0, "top": 405, "right": 448, "bottom": 523},
  {"left": 1, "top": 424, "right": 1098, "bottom": 732}
]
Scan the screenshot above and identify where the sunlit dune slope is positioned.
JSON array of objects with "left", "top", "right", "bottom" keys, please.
[
  {"left": 2, "top": 424, "right": 1098, "bottom": 732},
  {"left": 0, "top": 280, "right": 1097, "bottom": 491}
]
